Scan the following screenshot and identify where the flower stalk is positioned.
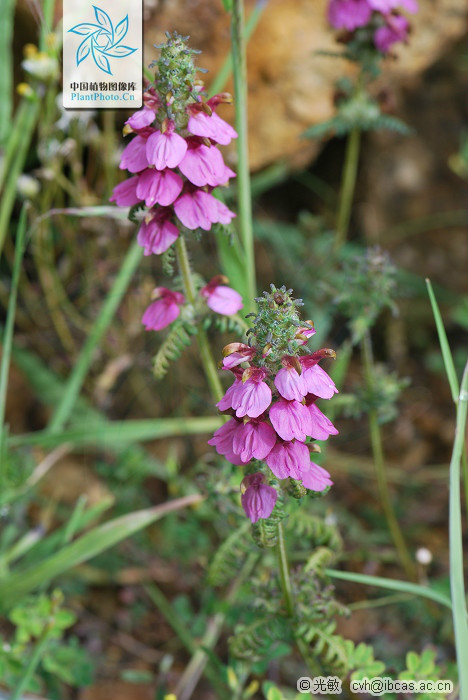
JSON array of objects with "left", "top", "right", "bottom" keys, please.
[
  {"left": 230, "top": 0, "right": 257, "bottom": 311},
  {"left": 175, "top": 235, "right": 224, "bottom": 403},
  {"left": 361, "top": 330, "right": 416, "bottom": 580},
  {"left": 334, "top": 125, "right": 361, "bottom": 251}
]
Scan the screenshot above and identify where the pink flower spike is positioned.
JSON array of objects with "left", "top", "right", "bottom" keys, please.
[
  {"left": 146, "top": 126, "right": 187, "bottom": 170},
  {"left": 201, "top": 277, "right": 243, "bottom": 316},
  {"left": 301, "top": 363, "right": 338, "bottom": 400},
  {"left": 216, "top": 378, "right": 241, "bottom": 412},
  {"left": 300, "top": 462, "right": 333, "bottom": 491},
  {"left": 173, "top": 190, "right": 219, "bottom": 231},
  {"left": 230, "top": 369, "right": 272, "bottom": 419},
  {"left": 266, "top": 440, "right": 310, "bottom": 480},
  {"left": 109, "top": 176, "right": 141, "bottom": 207},
  {"left": 136, "top": 168, "right": 183, "bottom": 207},
  {"left": 208, "top": 417, "right": 247, "bottom": 465},
  {"left": 120, "top": 135, "right": 149, "bottom": 173},
  {"left": 328, "top": 0, "right": 372, "bottom": 30},
  {"left": 274, "top": 361, "right": 308, "bottom": 402},
  {"left": 269, "top": 399, "right": 312, "bottom": 442},
  {"left": 232, "top": 420, "right": 276, "bottom": 462},
  {"left": 141, "top": 288, "right": 185, "bottom": 331},
  {"left": 306, "top": 402, "right": 339, "bottom": 440},
  {"left": 126, "top": 106, "right": 155, "bottom": 131},
  {"left": 241, "top": 473, "right": 277, "bottom": 523},
  {"left": 137, "top": 211, "right": 179, "bottom": 256},
  {"left": 187, "top": 111, "right": 238, "bottom": 145},
  {"left": 178, "top": 143, "right": 227, "bottom": 187}
]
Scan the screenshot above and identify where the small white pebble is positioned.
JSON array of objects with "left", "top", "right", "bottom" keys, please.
[{"left": 416, "top": 547, "right": 433, "bottom": 565}]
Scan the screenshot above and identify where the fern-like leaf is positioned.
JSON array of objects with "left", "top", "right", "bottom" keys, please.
[
  {"left": 152, "top": 322, "right": 196, "bottom": 379},
  {"left": 296, "top": 620, "right": 349, "bottom": 675},
  {"left": 207, "top": 521, "right": 254, "bottom": 587}
]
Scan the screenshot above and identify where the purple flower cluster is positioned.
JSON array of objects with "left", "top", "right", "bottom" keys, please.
[
  {"left": 110, "top": 54, "right": 243, "bottom": 331},
  {"left": 209, "top": 317, "right": 339, "bottom": 523},
  {"left": 328, "top": 0, "right": 418, "bottom": 53}
]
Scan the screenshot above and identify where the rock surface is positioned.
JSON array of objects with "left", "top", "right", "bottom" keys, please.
[{"left": 143, "top": 0, "right": 468, "bottom": 170}]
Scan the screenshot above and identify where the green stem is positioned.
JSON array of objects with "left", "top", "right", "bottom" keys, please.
[
  {"left": 276, "top": 521, "right": 294, "bottom": 616},
  {"left": 276, "top": 521, "right": 319, "bottom": 674},
  {"left": 0, "top": 99, "right": 40, "bottom": 258},
  {"left": 360, "top": 331, "right": 416, "bottom": 580},
  {"left": 175, "top": 235, "right": 224, "bottom": 403},
  {"left": 0, "top": 206, "right": 28, "bottom": 488},
  {"left": 231, "top": 0, "right": 256, "bottom": 311},
  {"left": 334, "top": 126, "right": 361, "bottom": 251},
  {"left": 209, "top": 0, "right": 266, "bottom": 97},
  {"left": 449, "top": 357, "right": 468, "bottom": 698},
  {"left": 10, "top": 625, "right": 52, "bottom": 700}
]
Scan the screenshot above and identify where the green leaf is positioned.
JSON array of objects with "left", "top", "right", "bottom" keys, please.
[
  {"left": 8, "top": 416, "right": 222, "bottom": 450},
  {"left": 0, "top": 205, "right": 28, "bottom": 478},
  {"left": 0, "top": 494, "right": 202, "bottom": 611},
  {"left": 426, "top": 278, "right": 459, "bottom": 403},
  {"left": 326, "top": 569, "right": 455, "bottom": 611}
]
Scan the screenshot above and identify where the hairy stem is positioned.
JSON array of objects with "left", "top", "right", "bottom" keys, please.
[
  {"left": 334, "top": 126, "right": 361, "bottom": 251},
  {"left": 175, "top": 235, "right": 224, "bottom": 403},
  {"left": 231, "top": 0, "right": 256, "bottom": 311},
  {"left": 361, "top": 331, "right": 416, "bottom": 580}
]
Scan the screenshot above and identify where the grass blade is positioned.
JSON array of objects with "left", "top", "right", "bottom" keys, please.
[
  {"left": 9, "top": 416, "right": 222, "bottom": 449},
  {"left": 326, "top": 569, "right": 453, "bottom": 611},
  {"left": 0, "top": 205, "right": 28, "bottom": 486},
  {"left": 47, "top": 240, "right": 143, "bottom": 433},
  {"left": 0, "top": 494, "right": 202, "bottom": 610},
  {"left": 448, "top": 357, "right": 468, "bottom": 698},
  {"left": 426, "top": 278, "right": 459, "bottom": 403},
  {"left": 0, "top": 0, "right": 14, "bottom": 147}
]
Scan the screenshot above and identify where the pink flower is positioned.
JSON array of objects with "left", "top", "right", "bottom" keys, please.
[
  {"left": 367, "top": 0, "right": 418, "bottom": 12},
  {"left": 300, "top": 462, "right": 333, "bottom": 491},
  {"left": 212, "top": 197, "right": 236, "bottom": 225},
  {"left": 266, "top": 440, "right": 309, "bottom": 480},
  {"left": 232, "top": 420, "right": 276, "bottom": 462},
  {"left": 269, "top": 399, "right": 312, "bottom": 442},
  {"left": 125, "top": 106, "right": 156, "bottom": 131},
  {"left": 374, "top": 14, "right": 409, "bottom": 52},
  {"left": 295, "top": 325, "right": 316, "bottom": 345},
  {"left": 120, "top": 135, "right": 149, "bottom": 173},
  {"left": 222, "top": 343, "right": 256, "bottom": 369},
  {"left": 241, "top": 473, "right": 277, "bottom": 523},
  {"left": 208, "top": 417, "right": 247, "bottom": 465},
  {"left": 109, "top": 176, "right": 141, "bottom": 206},
  {"left": 174, "top": 190, "right": 235, "bottom": 231},
  {"left": 187, "top": 111, "right": 238, "bottom": 145},
  {"left": 274, "top": 358, "right": 308, "bottom": 402},
  {"left": 142, "top": 288, "right": 185, "bottom": 331},
  {"left": 137, "top": 210, "right": 179, "bottom": 256},
  {"left": 328, "top": 0, "right": 372, "bottom": 30},
  {"left": 201, "top": 276, "right": 243, "bottom": 316},
  {"left": 306, "top": 402, "right": 339, "bottom": 440},
  {"left": 300, "top": 361, "right": 338, "bottom": 400},
  {"left": 216, "top": 378, "right": 241, "bottom": 411},
  {"left": 178, "top": 143, "right": 232, "bottom": 187},
  {"left": 230, "top": 368, "right": 272, "bottom": 419},
  {"left": 146, "top": 123, "right": 187, "bottom": 170},
  {"left": 136, "top": 168, "right": 183, "bottom": 207}
]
